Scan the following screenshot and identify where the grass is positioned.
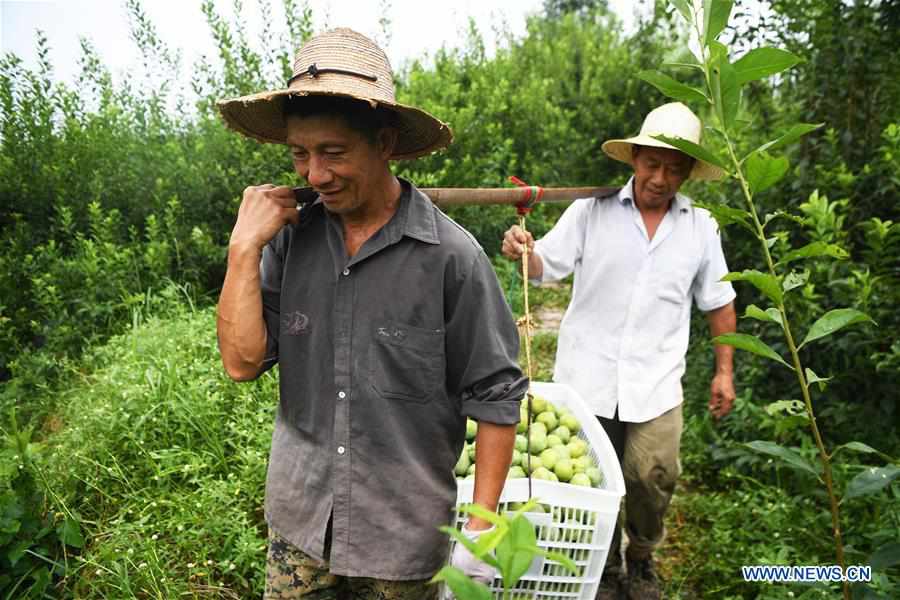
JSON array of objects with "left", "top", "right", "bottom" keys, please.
[{"left": 38, "top": 304, "right": 276, "bottom": 598}]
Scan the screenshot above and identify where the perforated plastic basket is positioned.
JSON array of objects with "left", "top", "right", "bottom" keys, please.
[{"left": 445, "top": 381, "right": 625, "bottom": 600}]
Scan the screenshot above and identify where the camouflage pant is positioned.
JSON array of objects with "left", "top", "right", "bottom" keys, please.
[{"left": 264, "top": 530, "right": 439, "bottom": 600}]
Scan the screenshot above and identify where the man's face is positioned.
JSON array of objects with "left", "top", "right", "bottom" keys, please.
[
  {"left": 286, "top": 114, "right": 390, "bottom": 217},
  {"left": 631, "top": 145, "right": 694, "bottom": 210}
]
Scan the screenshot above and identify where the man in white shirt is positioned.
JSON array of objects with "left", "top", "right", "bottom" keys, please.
[{"left": 502, "top": 102, "right": 737, "bottom": 600}]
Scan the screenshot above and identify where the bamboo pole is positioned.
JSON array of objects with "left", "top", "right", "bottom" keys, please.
[
  {"left": 419, "top": 186, "right": 618, "bottom": 207},
  {"left": 293, "top": 186, "right": 619, "bottom": 207}
]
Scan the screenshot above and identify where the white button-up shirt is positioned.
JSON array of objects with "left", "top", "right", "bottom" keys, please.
[{"left": 533, "top": 177, "right": 736, "bottom": 422}]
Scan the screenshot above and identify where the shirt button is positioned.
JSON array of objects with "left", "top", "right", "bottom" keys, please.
[
  {"left": 342, "top": 268, "right": 350, "bottom": 276},
  {"left": 338, "top": 391, "right": 346, "bottom": 399},
  {"left": 337, "top": 446, "right": 346, "bottom": 455}
]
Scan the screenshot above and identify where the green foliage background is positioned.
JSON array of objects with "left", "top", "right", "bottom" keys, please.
[{"left": 1, "top": 0, "right": 897, "bottom": 597}]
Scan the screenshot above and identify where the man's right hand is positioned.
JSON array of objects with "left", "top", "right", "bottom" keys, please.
[
  {"left": 229, "top": 185, "right": 300, "bottom": 253},
  {"left": 500, "top": 225, "right": 535, "bottom": 261}
]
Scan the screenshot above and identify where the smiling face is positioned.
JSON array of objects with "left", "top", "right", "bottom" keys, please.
[
  {"left": 631, "top": 145, "right": 694, "bottom": 211},
  {"left": 286, "top": 112, "right": 395, "bottom": 218}
]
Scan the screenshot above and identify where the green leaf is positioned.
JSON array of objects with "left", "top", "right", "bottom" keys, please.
[
  {"left": 56, "top": 517, "right": 84, "bottom": 549},
  {"left": 833, "top": 441, "right": 881, "bottom": 456},
  {"left": 695, "top": 202, "right": 754, "bottom": 233},
  {"left": 733, "top": 47, "right": 802, "bottom": 85},
  {"left": 662, "top": 61, "right": 704, "bottom": 71},
  {"left": 500, "top": 516, "right": 539, "bottom": 588},
  {"left": 704, "top": 0, "right": 733, "bottom": 45},
  {"left": 653, "top": 135, "right": 730, "bottom": 171},
  {"left": 430, "top": 566, "right": 493, "bottom": 600},
  {"left": 804, "top": 367, "right": 832, "bottom": 392},
  {"left": 799, "top": 309, "right": 876, "bottom": 348},
  {"left": 763, "top": 402, "right": 809, "bottom": 436},
  {"left": 746, "top": 151, "right": 789, "bottom": 194},
  {"left": 748, "top": 123, "right": 825, "bottom": 158},
  {"left": 844, "top": 465, "right": 900, "bottom": 500},
  {"left": 869, "top": 542, "right": 900, "bottom": 571},
  {"left": 711, "top": 50, "right": 740, "bottom": 129},
  {"left": 764, "top": 399, "right": 806, "bottom": 417},
  {"left": 743, "top": 304, "right": 783, "bottom": 327},
  {"left": 745, "top": 441, "right": 819, "bottom": 477},
  {"left": 714, "top": 333, "right": 792, "bottom": 369},
  {"left": 783, "top": 269, "right": 809, "bottom": 293},
  {"left": 776, "top": 241, "right": 849, "bottom": 266},
  {"left": 6, "top": 539, "right": 30, "bottom": 566},
  {"left": 538, "top": 549, "right": 579, "bottom": 575},
  {"left": 637, "top": 70, "right": 708, "bottom": 104},
  {"left": 669, "top": 0, "right": 693, "bottom": 23},
  {"left": 722, "top": 269, "right": 783, "bottom": 305},
  {"left": 30, "top": 566, "right": 51, "bottom": 596},
  {"left": 460, "top": 504, "right": 505, "bottom": 529},
  {"left": 763, "top": 210, "right": 806, "bottom": 228}
]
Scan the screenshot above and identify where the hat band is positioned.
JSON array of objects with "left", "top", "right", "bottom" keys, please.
[{"left": 287, "top": 63, "right": 378, "bottom": 86}]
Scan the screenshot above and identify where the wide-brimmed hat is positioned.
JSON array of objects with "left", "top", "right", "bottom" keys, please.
[
  {"left": 601, "top": 102, "right": 724, "bottom": 181},
  {"left": 217, "top": 28, "right": 452, "bottom": 160}
]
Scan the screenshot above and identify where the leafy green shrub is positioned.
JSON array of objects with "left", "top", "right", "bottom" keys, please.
[{"left": 0, "top": 410, "right": 84, "bottom": 598}]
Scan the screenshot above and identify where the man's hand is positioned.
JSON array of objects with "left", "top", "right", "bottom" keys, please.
[
  {"left": 229, "top": 185, "right": 300, "bottom": 252},
  {"left": 501, "top": 225, "right": 534, "bottom": 261},
  {"left": 707, "top": 302, "right": 736, "bottom": 420},
  {"left": 709, "top": 372, "right": 735, "bottom": 419},
  {"left": 501, "top": 225, "right": 543, "bottom": 278},
  {"left": 449, "top": 523, "right": 496, "bottom": 584}
]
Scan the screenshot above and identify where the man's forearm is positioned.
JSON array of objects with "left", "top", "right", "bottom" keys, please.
[
  {"left": 217, "top": 243, "right": 268, "bottom": 380},
  {"left": 526, "top": 250, "right": 543, "bottom": 281},
  {"left": 469, "top": 421, "right": 516, "bottom": 529},
  {"left": 708, "top": 301, "right": 736, "bottom": 374}
]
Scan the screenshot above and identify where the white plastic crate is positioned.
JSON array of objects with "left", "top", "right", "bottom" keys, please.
[{"left": 445, "top": 381, "right": 625, "bottom": 600}]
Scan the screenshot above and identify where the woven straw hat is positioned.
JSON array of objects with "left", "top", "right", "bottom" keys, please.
[
  {"left": 217, "top": 28, "right": 452, "bottom": 159},
  {"left": 601, "top": 102, "right": 724, "bottom": 181}
]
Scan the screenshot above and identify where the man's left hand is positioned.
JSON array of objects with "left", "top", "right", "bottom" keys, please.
[
  {"left": 709, "top": 373, "right": 735, "bottom": 419},
  {"left": 449, "top": 523, "right": 496, "bottom": 584}
]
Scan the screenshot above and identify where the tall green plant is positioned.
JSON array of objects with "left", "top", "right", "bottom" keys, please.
[{"left": 638, "top": 2, "right": 896, "bottom": 598}]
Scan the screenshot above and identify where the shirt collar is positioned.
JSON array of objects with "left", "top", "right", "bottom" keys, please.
[
  {"left": 321, "top": 177, "right": 440, "bottom": 247},
  {"left": 395, "top": 178, "right": 440, "bottom": 245},
  {"left": 618, "top": 176, "right": 691, "bottom": 213}
]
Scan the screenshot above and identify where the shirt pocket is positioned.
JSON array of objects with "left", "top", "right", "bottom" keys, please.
[
  {"left": 656, "top": 272, "right": 692, "bottom": 350},
  {"left": 370, "top": 319, "right": 445, "bottom": 403}
]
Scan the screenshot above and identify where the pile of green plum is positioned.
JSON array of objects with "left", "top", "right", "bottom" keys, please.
[{"left": 455, "top": 394, "right": 603, "bottom": 488}]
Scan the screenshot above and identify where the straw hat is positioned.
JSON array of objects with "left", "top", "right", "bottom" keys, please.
[
  {"left": 217, "top": 28, "right": 452, "bottom": 160},
  {"left": 601, "top": 102, "right": 724, "bottom": 181}
]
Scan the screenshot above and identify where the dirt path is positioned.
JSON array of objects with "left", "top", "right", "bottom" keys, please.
[{"left": 533, "top": 306, "right": 564, "bottom": 334}]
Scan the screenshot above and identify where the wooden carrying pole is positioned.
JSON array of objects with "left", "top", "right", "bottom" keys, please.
[
  {"left": 419, "top": 186, "right": 618, "bottom": 207},
  {"left": 292, "top": 186, "right": 618, "bottom": 208}
]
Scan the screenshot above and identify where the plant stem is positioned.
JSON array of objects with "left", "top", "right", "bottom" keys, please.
[{"left": 722, "top": 138, "right": 850, "bottom": 600}]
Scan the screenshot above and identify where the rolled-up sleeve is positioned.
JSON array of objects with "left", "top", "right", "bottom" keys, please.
[
  {"left": 532, "top": 197, "right": 591, "bottom": 284},
  {"left": 445, "top": 251, "right": 528, "bottom": 425},
  {"left": 259, "top": 236, "right": 283, "bottom": 374},
  {"left": 692, "top": 213, "right": 737, "bottom": 312}
]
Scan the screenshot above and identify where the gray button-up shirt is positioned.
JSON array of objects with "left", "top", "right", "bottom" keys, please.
[{"left": 258, "top": 179, "right": 527, "bottom": 579}]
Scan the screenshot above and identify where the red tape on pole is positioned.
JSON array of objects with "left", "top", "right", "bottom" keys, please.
[{"left": 509, "top": 175, "right": 544, "bottom": 215}]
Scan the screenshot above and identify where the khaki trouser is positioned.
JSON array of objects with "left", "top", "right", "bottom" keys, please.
[
  {"left": 264, "top": 529, "right": 438, "bottom": 600},
  {"left": 598, "top": 404, "right": 683, "bottom": 573}
]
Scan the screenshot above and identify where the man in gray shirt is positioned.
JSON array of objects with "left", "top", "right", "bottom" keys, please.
[{"left": 216, "top": 29, "right": 527, "bottom": 599}]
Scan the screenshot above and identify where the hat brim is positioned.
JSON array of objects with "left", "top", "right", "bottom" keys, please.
[
  {"left": 601, "top": 134, "right": 725, "bottom": 181},
  {"left": 217, "top": 89, "right": 453, "bottom": 160}
]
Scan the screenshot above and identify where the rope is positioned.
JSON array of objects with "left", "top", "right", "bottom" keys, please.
[
  {"left": 509, "top": 176, "right": 541, "bottom": 502},
  {"left": 520, "top": 213, "right": 535, "bottom": 502}
]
